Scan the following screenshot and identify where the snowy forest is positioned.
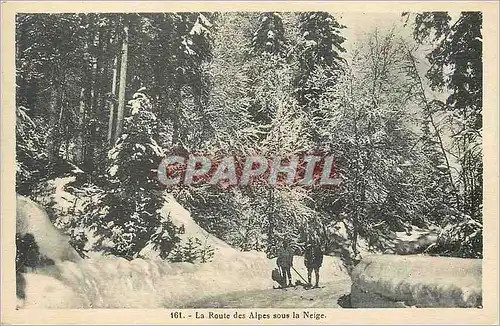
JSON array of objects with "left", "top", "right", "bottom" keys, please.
[{"left": 15, "top": 11, "right": 483, "bottom": 270}]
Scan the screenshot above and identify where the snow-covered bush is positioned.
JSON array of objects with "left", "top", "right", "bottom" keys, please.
[{"left": 427, "top": 213, "right": 483, "bottom": 258}]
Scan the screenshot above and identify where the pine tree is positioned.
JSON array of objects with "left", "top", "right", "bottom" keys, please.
[
  {"left": 295, "top": 12, "right": 346, "bottom": 104},
  {"left": 93, "top": 91, "right": 181, "bottom": 259},
  {"left": 294, "top": 12, "right": 346, "bottom": 145},
  {"left": 250, "top": 12, "right": 287, "bottom": 57},
  {"left": 128, "top": 13, "right": 214, "bottom": 151}
]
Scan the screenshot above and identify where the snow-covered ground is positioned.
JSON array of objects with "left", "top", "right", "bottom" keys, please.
[{"left": 18, "top": 187, "right": 349, "bottom": 309}]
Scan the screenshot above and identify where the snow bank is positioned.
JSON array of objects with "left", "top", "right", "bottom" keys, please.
[
  {"left": 161, "top": 192, "right": 238, "bottom": 253},
  {"left": 22, "top": 273, "right": 88, "bottom": 308},
  {"left": 21, "top": 250, "right": 268, "bottom": 308},
  {"left": 20, "top": 252, "right": 348, "bottom": 308},
  {"left": 350, "top": 254, "right": 482, "bottom": 308}
]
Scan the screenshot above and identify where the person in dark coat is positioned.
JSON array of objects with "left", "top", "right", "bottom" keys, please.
[
  {"left": 276, "top": 239, "right": 294, "bottom": 288},
  {"left": 304, "top": 239, "right": 324, "bottom": 288}
]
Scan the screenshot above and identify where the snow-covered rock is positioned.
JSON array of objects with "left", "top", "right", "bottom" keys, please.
[
  {"left": 392, "top": 227, "right": 439, "bottom": 255},
  {"left": 16, "top": 194, "right": 82, "bottom": 264},
  {"left": 350, "top": 254, "right": 482, "bottom": 308}
]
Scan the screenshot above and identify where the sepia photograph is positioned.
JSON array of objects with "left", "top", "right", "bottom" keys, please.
[{"left": 1, "top": 1, "right": 498, "bottom": 324}]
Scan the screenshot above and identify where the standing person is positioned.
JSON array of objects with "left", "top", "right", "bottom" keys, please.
[
  {"left": 304, "top": 239, "right": 324, "bottom": 288},
  {"left": 276, "top": 239, "right": 294, "bottom": 288}
]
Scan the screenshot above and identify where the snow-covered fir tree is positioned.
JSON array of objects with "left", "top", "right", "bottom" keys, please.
[
  {"left": 94, "top": 91, "right": 181, "bottom": 259},
  {"left": 294, "top": 12, "right": 346, "bottom": 145},
  {"left": 250, "top": 12, "right": 288, "bottom": 57}
]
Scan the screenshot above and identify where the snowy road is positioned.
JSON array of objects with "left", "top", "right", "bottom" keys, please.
[{"left": 180, "top": 281, "right": 352, "bottom": 308}]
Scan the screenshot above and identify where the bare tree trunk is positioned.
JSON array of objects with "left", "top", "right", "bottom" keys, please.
[
  {"left": 83, "top": 28, "right": 101, "bottom": 173},
  {"left": 107, "top": 55, "right": 118, "bottom": 144},
  {"left": 47, "top": 85, "right": 61, "bottom": 163},
  {"left": 267, "top": 187, "right": 275, "bottom": 256},
  {"left": 75, "top": 87, "right": 86, "bottom": 164},
  {"left": 349, "top": 70, "right": 360, "bottom": 259},
  {"left": 61, "top": 95, "right": 70, "bottom": 160},
  {"left": 351, "top": 224, "right": 359, "bottom": 257},
  {"left": 75, "top": 17, "right": 91, "bottom": 166},
  {"left": 115, "top": 23, "right": 129, "bottom": 141}
]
